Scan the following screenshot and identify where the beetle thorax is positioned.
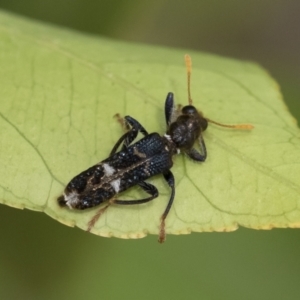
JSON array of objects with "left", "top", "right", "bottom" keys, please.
[{"left": 168, "top": 107, "right": 208, "bottom": 150}]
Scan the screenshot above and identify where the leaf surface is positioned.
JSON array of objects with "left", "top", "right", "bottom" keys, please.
[{"left": 1, "top": 11, "right": 300, "bottom": 239}]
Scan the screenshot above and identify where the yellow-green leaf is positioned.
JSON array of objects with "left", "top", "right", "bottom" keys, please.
[{"left": 1, "top": 10, "right": 300, "bottom": 240}]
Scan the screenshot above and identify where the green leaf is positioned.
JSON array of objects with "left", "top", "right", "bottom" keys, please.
[{"left": 1, "top": 10, "right": 300, "bottom": 240}]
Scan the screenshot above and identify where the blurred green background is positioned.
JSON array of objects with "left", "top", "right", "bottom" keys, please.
[{"left": 0, "top": 1, "right": 300, "bottom": 299}]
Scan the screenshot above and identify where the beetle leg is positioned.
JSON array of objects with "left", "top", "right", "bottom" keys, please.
[
  {"left": 165, "top": 92, "right": 175, "bottom": 126},
  {"left": 113, "top": 181, "right": 158, "bottom": 205},
  {"left": 185, "top": 135, "right": 207, "bottom": 162},
  {"left": 110, "top": 116, "right": 149, "bottom": 155},
  {"left": 159, "top": 170, "right": 175, "bottom": 243},
  {"left": 87, "top": 181, "right": 159, "bottom": 232},
  {"left": 109, "top": 129, "right": 138, "bottom": 156},
  {"left": 124, "top": 116, "right": 149, "bottom": 137}
]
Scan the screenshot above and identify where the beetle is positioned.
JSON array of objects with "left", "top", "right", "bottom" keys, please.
[{"left": 57, "top": 55, "right": 253, "bottom": 243}]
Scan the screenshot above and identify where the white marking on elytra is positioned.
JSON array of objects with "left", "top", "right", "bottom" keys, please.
[
  {"left": 164, "top": 134, "right": 171, "bottom": 141},
  {"left": 111, "top": 179, "right": 121, "bottom": 193},
  {"left": 64, "top": 191, "right": 80, "bottom": 209},
  {"left": 103, "top": 163, "right": 115, "bottom": 176}
]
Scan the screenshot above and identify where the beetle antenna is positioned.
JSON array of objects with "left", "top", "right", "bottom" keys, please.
[
  {"left": 206, "top": 118, "right": 254, "bottom": 130},
  {"left": 185, "top": 54, "right": 253, "bottom": 130},
  {"left": 185, "top": 54, "right": 193, "bottom": 105}
]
